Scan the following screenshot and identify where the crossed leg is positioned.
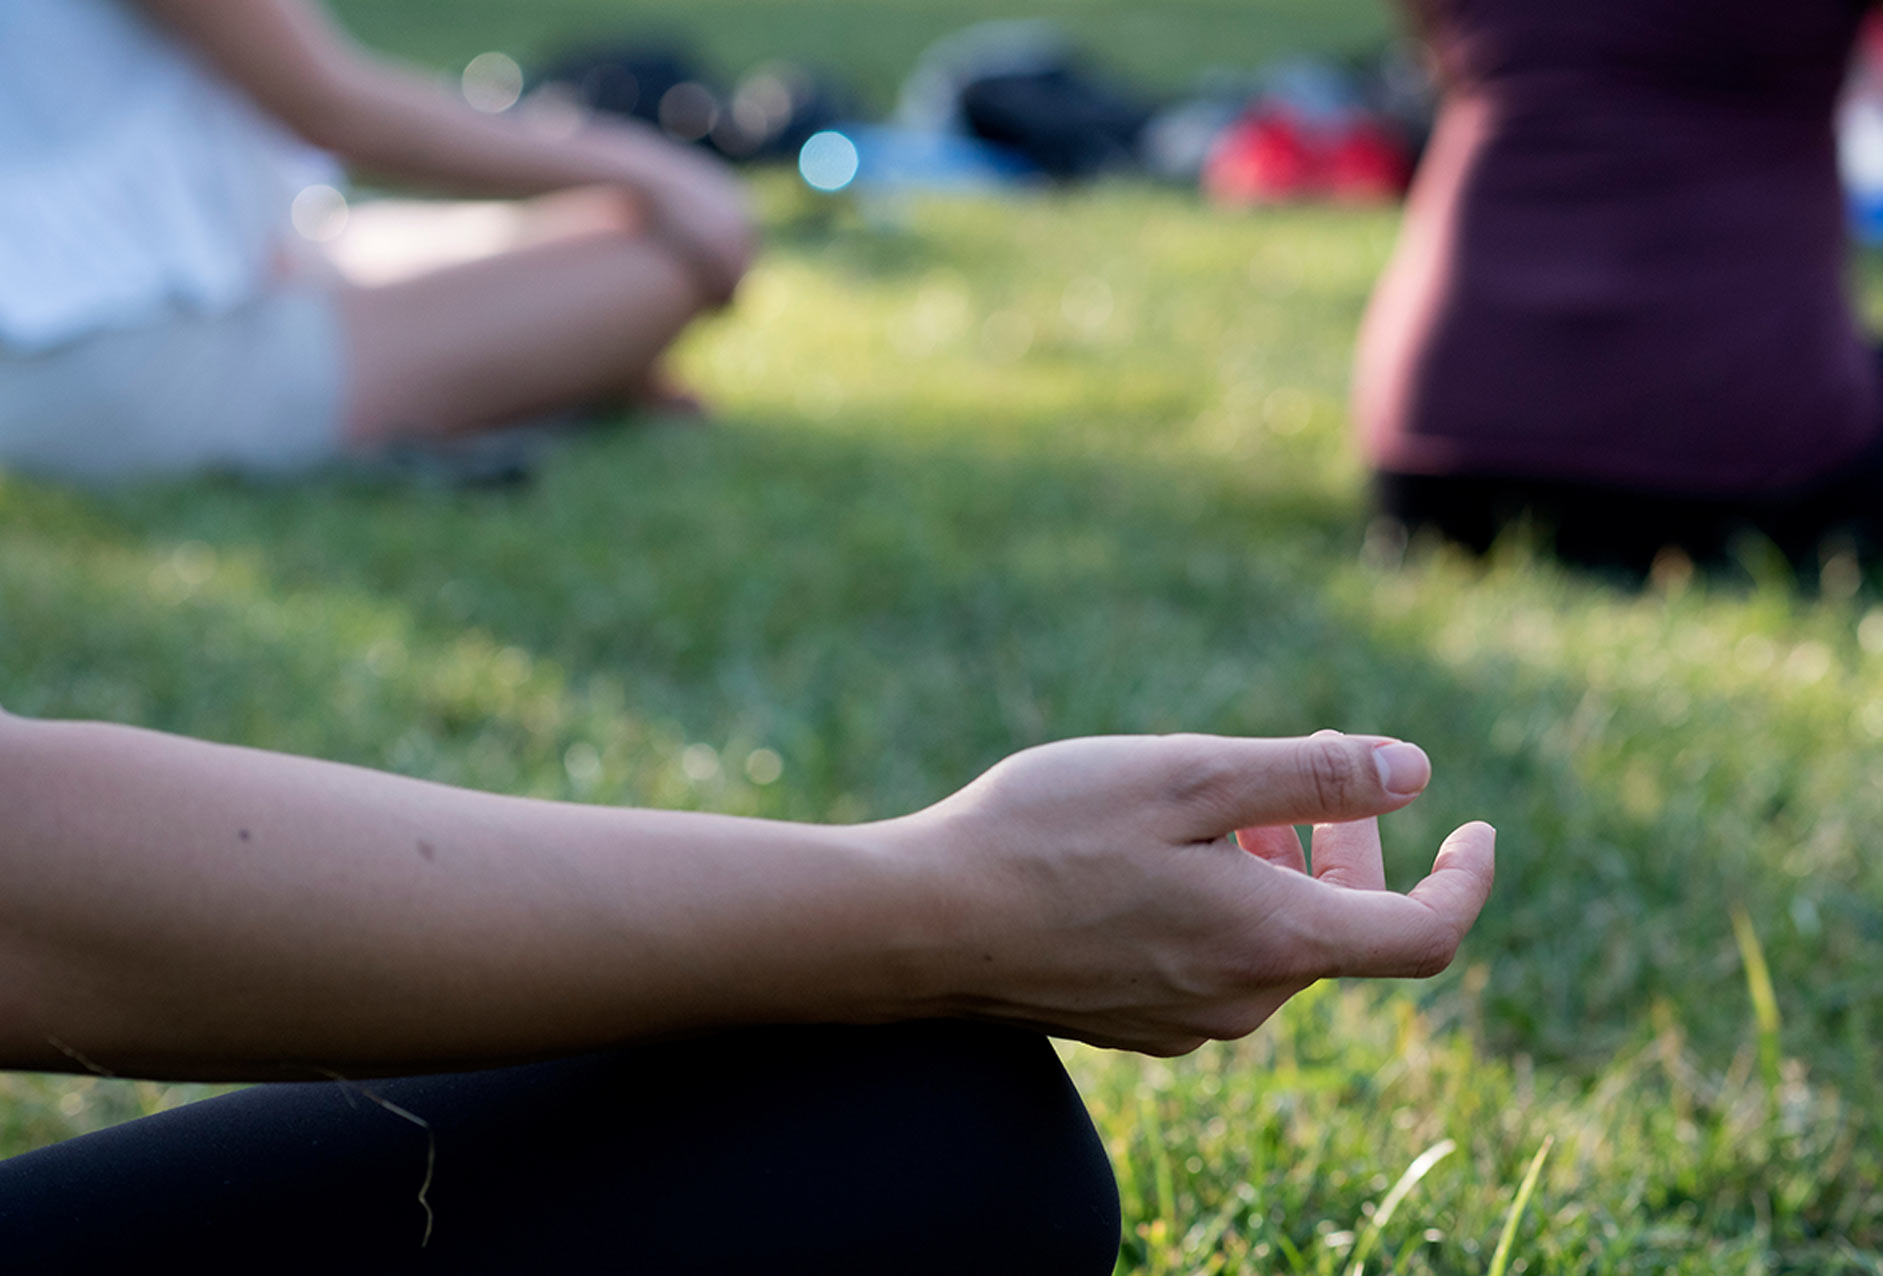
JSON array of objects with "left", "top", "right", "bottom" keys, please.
[
  {"left": 320, "top": 189, "right": 726, "bottom": 450},
  {"left": 0, "top": 1021, "right": 1120, "bottom": 1274}
]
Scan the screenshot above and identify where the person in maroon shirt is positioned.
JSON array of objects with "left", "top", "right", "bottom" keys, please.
[{"left": 1355, "top": 0, "right": 1883, "bottom": 571}]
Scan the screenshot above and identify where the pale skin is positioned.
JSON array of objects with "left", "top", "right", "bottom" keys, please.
[
  {"left": 134, "top": 0, "right": 757, "bottom": 445},
  {"left": 0, "top": 709, "right": 1493, "bottom": 1081}
]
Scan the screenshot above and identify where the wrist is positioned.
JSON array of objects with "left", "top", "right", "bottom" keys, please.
[
  {"left": 844, "top": 811, "right": 997, "bottom": 1021},
  {"left": 616, "top": 812, "right": 975, "bottom": 1031}
]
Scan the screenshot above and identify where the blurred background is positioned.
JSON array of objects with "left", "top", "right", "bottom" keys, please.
[
  {"left": 335, "top": 0, "right": 1394, "bottom": 111},
  {"left": 3, "top": 1, "right": 1882, "bottom": 1272}
]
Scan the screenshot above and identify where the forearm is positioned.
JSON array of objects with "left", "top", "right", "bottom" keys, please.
[
  {"left": 315, "top": 59, "right": 702, "bottom": 200},
  {"left": 136, "top": 0, "right": 704, "bottom": 200},
  {"left": 0, "top": 714, "right": 944, "bottom": 1081}
]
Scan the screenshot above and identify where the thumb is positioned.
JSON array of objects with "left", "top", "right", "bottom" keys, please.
[
  {"left": 1296, "top": 821, "right": 1497, "bottom": 979},
  {"left": 1158, "top": 732, "right": 1433, "bottom": 843}
]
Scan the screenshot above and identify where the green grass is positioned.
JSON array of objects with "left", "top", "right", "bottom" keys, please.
[{"left": 5, "top": 2, "right": 1883, "bottom": 1271}]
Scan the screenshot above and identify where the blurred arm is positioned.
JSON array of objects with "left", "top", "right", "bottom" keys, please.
[{"left": 132, "top": 0, "right": 751, "bottom": 299}]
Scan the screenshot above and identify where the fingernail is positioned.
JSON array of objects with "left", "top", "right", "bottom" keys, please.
[{"left": 1374, "top": 742, "right": 1430, "bottom": 795}]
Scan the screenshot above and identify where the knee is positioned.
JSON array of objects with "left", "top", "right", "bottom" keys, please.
[
  {"left": 974, "top": 1028, "right": 1122, "bottom": 1274},
  {"left": 523, "top": 185, "right": 648, "bottom": 243},
  {"left": 863, "top": 1021, "right": 1122, "bottom": 1274},
  {"left": 663, "top": 223, "right": 754, "bottom": 313},
  {"left": 403, "top": 1023, "right": 1121, "bottom": 1274}
]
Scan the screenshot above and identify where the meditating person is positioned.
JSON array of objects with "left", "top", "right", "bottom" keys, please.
[
  {"left": 1354, "top": 0, "right": 1883, "bottom": 570},
  {"left": 0, "top": 710, "right": 1494, "bottom": 1270},
  {"left": 0, "top": 0, "right": 751, "bottom": 485}
]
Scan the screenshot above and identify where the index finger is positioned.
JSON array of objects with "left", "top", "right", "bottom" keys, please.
[{"left": 1159, "top": 732, "right": 1434, "bottom": 843}]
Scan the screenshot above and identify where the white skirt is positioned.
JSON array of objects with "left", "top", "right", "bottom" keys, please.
[{"left": 0, "top": 286, "right": 347, "bottom": 486}]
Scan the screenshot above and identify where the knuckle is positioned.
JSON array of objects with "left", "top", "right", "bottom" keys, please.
[
  {"left": 1158, "top": 735, "right": 1241, "bottom": 815},
  {"left": 1405, "top": 921, "right": 1462, "bottom": 979},
  {"left": 1219, "top": 924, "right": 1324, "bottom": 992},
  {"left": 1257, "top": 939, "right": 1326, "bottom": 989},
  {"left": 1251, "top": 909, "right": 1340, "bottom": 983},
  {"left": 1269, "top": 941, "right": 1327, "bottom": 987},
  {"left": 1300, "top": 738, "right": 1367, "bottom": 813}
]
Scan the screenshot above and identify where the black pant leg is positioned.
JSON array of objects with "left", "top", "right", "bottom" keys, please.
[
  {"left": 1374, "top": 470, "right": 1749, "bottom": 573},
  {"left": 0, "top": 1021, "right": 1120, "bottom": 1275}
]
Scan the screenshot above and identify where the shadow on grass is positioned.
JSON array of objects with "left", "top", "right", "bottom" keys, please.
[{"left": 4, "top": 408, "right": 1880, "bottom": 1110}]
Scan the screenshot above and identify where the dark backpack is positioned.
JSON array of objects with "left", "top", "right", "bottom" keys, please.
[{"left": 956, "top": 65, "right": 1151, "bottom": 180}]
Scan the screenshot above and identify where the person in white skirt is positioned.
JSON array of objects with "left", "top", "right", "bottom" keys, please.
[{"left": 0, "top": 0, "right": 753, "bottom": 484}]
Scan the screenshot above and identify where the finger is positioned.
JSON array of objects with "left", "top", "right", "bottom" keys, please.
[
  {"left": 1309, "top": 816, "right": 1386, "bottom": 890},
  {"left": 1405, "top": 820, "right": 1497, "bottom": 937},
  {"left": 1236, "top": 824, "right": 1307, "bottom": 873},
  {"left": 1296, "top": 822, "right": 1495, "bottom": 979},
  {"left": 1158, "top": 732, "right": 1432, "bottom": 843}
]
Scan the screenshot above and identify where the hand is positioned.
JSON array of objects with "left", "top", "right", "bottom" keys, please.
[
  {"left": 889, "top": 732, "right": 1495, "bottom": 1056},
  {"left": 633, "top": 143, "right": 756, "bottom": 308}
]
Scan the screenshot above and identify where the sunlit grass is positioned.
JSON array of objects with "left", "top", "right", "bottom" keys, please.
[{"left": 4, "top": 1, "right": 1883, "bottom": 1269}]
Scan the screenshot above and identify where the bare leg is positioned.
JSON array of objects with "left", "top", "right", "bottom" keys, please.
[
  {"left": 323, "top": 191, "right": 715, "bottom": 448},
  {"left": 320, "top": 189, "right": 657, "bottom": 287}
]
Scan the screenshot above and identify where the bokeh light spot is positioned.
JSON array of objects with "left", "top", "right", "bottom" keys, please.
[
  {"left": 462, "top": 52, "right": 524, "bottom": 114},
  {"left": 733, "top": 73, "right": 793, "bottom": 140},
  {"left": 980, "top": 309, "right": 1035, "bottom": 361},
  {"left": 1859, "top": 607, "right": 1883, "bottom": 655},
  {"left": 744, "top": 747, "right": 784, "bottom": 785},
  {"left": 290, "top": 185, "right": 349, "bottom": 242},
  {"left": 681, "top": 743, "right": 721, "bottom": 783},
  {"left": 520, "top": 82, "right": 586, "bottom": 140},
  {"left": 799, "top": 131, "right": 860, "bottom": 192},
  {"left": 659, "top": 82, "right": 719, "bottom": 141},
  {"left": 563, "top": 742, "right": 603, "bottom": 785}
]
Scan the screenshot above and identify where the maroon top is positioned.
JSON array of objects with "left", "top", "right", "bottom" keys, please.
[{"left": 1355, "top": 0, "right": 1880, "bottom": 495}]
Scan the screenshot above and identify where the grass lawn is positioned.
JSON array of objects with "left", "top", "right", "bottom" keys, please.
[{"left": 4, "top": 2, "right": 1883, "bottom": 1271}]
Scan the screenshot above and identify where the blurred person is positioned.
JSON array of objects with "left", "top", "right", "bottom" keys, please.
[
  {"left": 1354, "top": 0, "right": 1882, "bottom": 571},
  {"left": 0, "top": 0, "right": 753, "bottom": 485},
  {"left": 0, "top": 709, "right": 1495, "bottom": 1270}
]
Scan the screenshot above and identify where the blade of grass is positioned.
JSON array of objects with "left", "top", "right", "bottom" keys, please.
[
  {"left": 1731, "top": 904, "right": 1784, "bottom": 1103},
  {"left": 1487, "top": 1135, "right": 1554, "bottom": 1276},
  {"left": 1271, "top": 1225, "right": 1310, "bottom": 1274},
  {"left": 1135, "top": 1088, "right": 1177, "bottom": 1275},
  {"left": 1344, "top": 1137, "right": 1456, "bottom": 1276}
]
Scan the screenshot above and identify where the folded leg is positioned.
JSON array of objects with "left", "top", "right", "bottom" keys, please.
[{"left": 0, "top": 1020, "right": 1120, "bottom": 1274}]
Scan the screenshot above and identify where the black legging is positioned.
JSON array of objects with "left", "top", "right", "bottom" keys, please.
[
  {"left": 1373, "top": 437, "right": 1883, "bottom": 576},
  {"left": 1372, "top": 367, "right": 1883, "bottom": 576},
  {"left": 0, "top": 1020, "right": 1121, "bottom": 1273}
]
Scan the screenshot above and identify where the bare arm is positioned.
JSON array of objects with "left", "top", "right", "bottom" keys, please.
[
  {"left": 0, "top": 711, "right": 925, "bottom": 1079},
  {"left": 132, "top": 0, "right": 751, "bottom": 299},
  {"left": 0, "top": 711, "right": 1493, "bottom": 1080}
]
